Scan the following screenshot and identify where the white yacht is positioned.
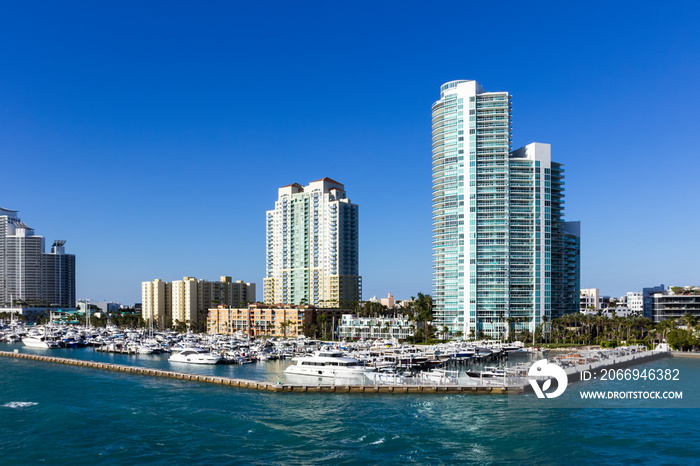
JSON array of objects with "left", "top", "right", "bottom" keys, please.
[
  {"left": 466, "top": 366, "right": 518, "bottom": 379},
  {"left": 22, "top": 336, "right": 60, "bottom": 349},
  {"left": 284, "top": 350, "right": 373, "bottom": 379},
  {"left": 364, "top": 369, "right": 407, "bottom": 385},
  {"left": 168, "top": 348, "right": 222, "bottom": 365},
  {"left": 420, "top": 368, "right": 459, "bottom": 384}
]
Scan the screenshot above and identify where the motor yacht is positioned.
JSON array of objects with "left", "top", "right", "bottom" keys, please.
[
  {"left": 168, "top": 348, "right": 222, "bottom": 365},
  {"left": 21, "top": 336, "right": 60, "bottom": 349},
  {"left": 284, "top": 350, "right": 373, "bottom": 378},
  {"left": 419, "top": 368, "right": 459, "bottom": 384},
  {"left": 466, "top": 366, "right": 517, "bottom": 379},
  {"left": 364, "top": 369, "right": 407, "bottom": 385}
]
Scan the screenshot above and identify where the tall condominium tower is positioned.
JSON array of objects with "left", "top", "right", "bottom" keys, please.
[
  {"left": 431, "top": 81, "right": 579, "bottom": 339},
  {"left": 0, "top": 207, "right": 76, "bottom": 307},
  {"left": 43, "top": 240, "right": 77, "bottom": 308},
  {"left": 264, "top": 178, "right": 360, "bottom": 307}
]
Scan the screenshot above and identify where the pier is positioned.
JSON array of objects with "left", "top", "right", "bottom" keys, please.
[
  {"left": 670, "top": 352, "right": 700, "bottom": 359},
  {"left": 0, "top": 350, "right": 516, "bottom": 394},
  {"left": 555, "top": 347, "right": 671, "bottom": 384}
]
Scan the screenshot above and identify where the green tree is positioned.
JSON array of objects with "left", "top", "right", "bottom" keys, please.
[
  {"left": 316, "top": 313, "right": 328, "bottom": 340},
  {"left": 414, "top": 292, "right": 433, "bottom": 343},
  {"left": 667, "top": 329, "right": 693, "bottom": 351},
  {"left": 279, "top": 319, "right": 293, "bottom": 338},
  {"left": 541, "top": 315, "right": 549, "bottom": 344}
]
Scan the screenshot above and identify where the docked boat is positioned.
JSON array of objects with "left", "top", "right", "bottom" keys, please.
[
  {"left": 168, "top": 348, "right": 222, "bottom": 365},
  {"left": 284, "top": 350, "right": 374, "bottom": 378},
  {"left": 4, "top": 333, "right": 21, "bottom": 343},
  {"left": 466, "top": 366, "right": 516, "bottom": 379},
  {"left": 22, "top": 336, "right": 60, "bottom": 349},
  {"left": 419, "top": 368, "right": 459, "bottom": 384},
  {"left": 364, "top": 369, "right": 408, "bottom": 385}
]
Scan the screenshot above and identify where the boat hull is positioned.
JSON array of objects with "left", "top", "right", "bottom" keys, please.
[{"left": 22, "top": 337, "right": 59, "bottom": 349}]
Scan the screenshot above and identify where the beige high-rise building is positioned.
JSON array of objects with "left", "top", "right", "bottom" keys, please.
[
  {"left": 142, "top": 276, "right": 255, "bottom": 329},
  {"left": 171, "top": 277, "right": 198, "bottom": 325},
  {"left": 264, "top": 178, "right": 360, "bottom": 308},
  {"left": 142, "top": 279, "right": 172, "bottom": 327}
]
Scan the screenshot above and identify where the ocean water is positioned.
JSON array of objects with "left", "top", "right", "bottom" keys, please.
[{"left": 1, "top": 346, "right": 699, "bottom": 465}]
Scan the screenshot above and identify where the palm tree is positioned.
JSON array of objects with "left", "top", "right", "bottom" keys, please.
[
  {"left": 682, "top": 312, "right": 698, "bottom": 335},
  {"left": 279, "top": 320, "right": 290, "bottom": 338},
  {"left": 279, "top": 320, "right": 289, "bottom": 338},
  {"left": 414, "top": 292, "right": 433, "bottom": 343},
  {"left": 541, "top": 315, "right": 549, "bottom": 344},
  {"left": 498, "top": 310, "right": 505, "bottom": 341},
  {"left": 317, "top": 313, "right": 328, "bottom": 340},
  {"left": 506, "top": 317, "right": 515, "bottom": 342}
]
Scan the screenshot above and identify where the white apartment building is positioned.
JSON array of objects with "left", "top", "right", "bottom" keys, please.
[
  {"left": 338, "top": 314, "right": 414, "bottom": 340},
  {"left": 581, "top": 306, "right": 636, "bottom": 318},
  {"left": 626, "top": 292, "right": 643, "bottom": 315},
  {"left": 264, "top": 178, "right": 360, "bottom": 307},
  {"left": 580, "top": 288, "right": 603, "bottom": 311}
]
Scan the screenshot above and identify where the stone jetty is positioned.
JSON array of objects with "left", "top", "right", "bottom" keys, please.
[{"left": 0, "top": 351, "right": 517, "bottom": 395}]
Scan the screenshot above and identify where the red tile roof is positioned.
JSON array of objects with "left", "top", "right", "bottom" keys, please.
[{"left": 311, "top": 177, "right": 344, "bottom": 186}]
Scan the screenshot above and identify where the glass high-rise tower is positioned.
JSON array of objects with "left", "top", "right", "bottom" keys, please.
[
  {"left": 431, "top": 80, "right": 579, "bottom": 339},
  {"left": 0, "top": 207, "right": 76, "bottom": 308}
]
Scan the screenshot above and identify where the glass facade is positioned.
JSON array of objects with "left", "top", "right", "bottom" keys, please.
[
  {"left": 432, "top": 81, "right": 580, "bottom": 339},
  {"left": 0, "top": 208, "right": 76, "bottom": 308}
]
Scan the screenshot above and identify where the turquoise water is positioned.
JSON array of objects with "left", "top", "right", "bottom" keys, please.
[{"left": 1, "top": 346, "right": 699, "bottom": 465}]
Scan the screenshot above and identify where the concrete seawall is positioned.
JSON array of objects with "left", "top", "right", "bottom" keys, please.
[
  {"left": 565, "top": 351, "right": 670, "bottom": 384},
  {"left": 0, "top": 351, "right": 518, "bottom": 395},
  {"left": 671, "top": 352, "right": 700, "bottom": 359}
]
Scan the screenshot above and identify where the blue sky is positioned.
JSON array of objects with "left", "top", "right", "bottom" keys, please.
[{"left": 1, "top": 1, "right": 698, "bottom": 304}]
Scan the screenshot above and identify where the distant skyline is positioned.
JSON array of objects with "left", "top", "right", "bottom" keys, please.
[{"left": 1, "top": 1, "right": 698, "bottom": 305}]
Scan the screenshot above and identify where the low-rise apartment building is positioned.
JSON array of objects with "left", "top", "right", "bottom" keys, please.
[{"left": 338, "top": 314, "right": 415, "bottom": 340}]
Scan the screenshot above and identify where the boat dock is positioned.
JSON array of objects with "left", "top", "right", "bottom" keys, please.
[
  {"left": 670, "top": 352, "right": 700, "bottom": 359},
  {"left": 95, "top": 345, "right": 138, "bottom": 355},
  {"left": 553, "top": 346, "right": 671, "bottom": 383}
]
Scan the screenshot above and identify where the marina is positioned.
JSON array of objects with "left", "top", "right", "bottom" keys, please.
[
  {"left": 0, "top": 326, "right": 670, "bottom": 394},
  {"left": 0, "top": 350, "right": 516, "bottom": 394}
]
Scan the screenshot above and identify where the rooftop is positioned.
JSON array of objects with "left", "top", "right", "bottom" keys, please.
[{"left": 311, "top": 177, "right": 344, "bottom": 187}]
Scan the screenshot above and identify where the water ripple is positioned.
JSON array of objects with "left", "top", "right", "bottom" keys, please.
[{"left": 3, "top": 401, "right": 38, "bottom": 409}]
